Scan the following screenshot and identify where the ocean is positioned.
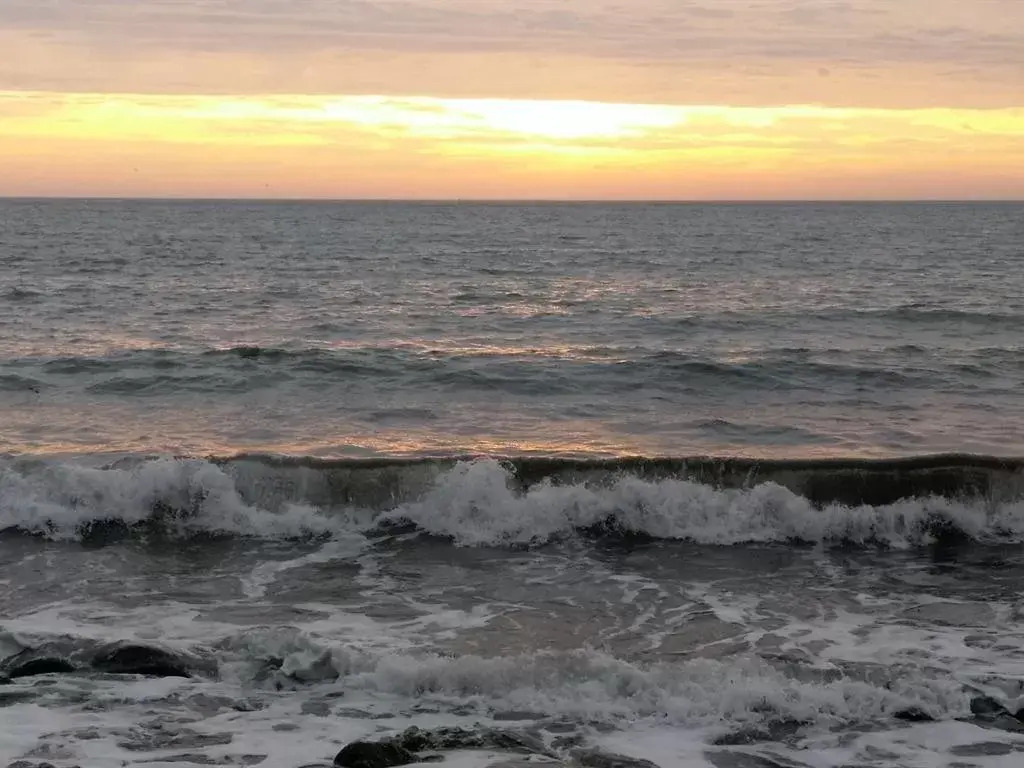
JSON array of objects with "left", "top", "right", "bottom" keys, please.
[{"left": 1, "top": 199, "right": 1023, "bottom": 768}]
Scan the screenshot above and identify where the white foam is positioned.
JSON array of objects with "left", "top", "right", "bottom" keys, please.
[
  {"left": 0, "top": 457, "right": 343, "bottom": 540},
  {"left": 384, "top": 459, "right": 1024, "bottom": 547},
  {"left": 3, "top": 456, "right": 1022, "bottom": 547}
]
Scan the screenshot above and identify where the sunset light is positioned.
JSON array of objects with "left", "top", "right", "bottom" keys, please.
[{"left": 4, "top": 92, "right": 1023, "bottom": 199}]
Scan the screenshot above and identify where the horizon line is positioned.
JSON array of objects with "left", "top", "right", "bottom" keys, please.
[{"left": 3, "top": 196, "right": 1023, "bottom": 205}]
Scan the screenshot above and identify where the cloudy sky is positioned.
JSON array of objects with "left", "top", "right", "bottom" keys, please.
[{"left": 2, "top": 0, "right": 1023, "bottom": 198}]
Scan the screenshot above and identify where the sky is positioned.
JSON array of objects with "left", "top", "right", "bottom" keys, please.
[{"left": 2, "top": 0, "right": 1023, "bottom": 199}]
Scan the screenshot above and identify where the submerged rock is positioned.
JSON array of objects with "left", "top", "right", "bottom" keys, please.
[
  {"left": 570, "top": 749, "right": 661, "bottom": 768},
  {"left": 705, "top": 754, "right": 804, "bottom": 768},
  {"left": 711, "top": 718, "right": 805, "bottom": 746},
  {"left": 0, "top": 690, "right": 38, "bottom": 706},
  {"left": 950, "top": 742, "right": 1016, "bottom": 757},
  {"left": 893, "top": 706, "right": 936, "bottom": 722},
  {"left": 333, "top": 741, "right": 416, "bottom": 768},
  {"left": 90, "top": 642, "right": 194, "bottom": 678}
]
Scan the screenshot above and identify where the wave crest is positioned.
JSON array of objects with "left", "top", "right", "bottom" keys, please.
[
  {"left": 0, "top": 457, "right": 340, "bottom": 540},
  {"left": 1, "top": 455, "right": 1022, "bottom": 547}
]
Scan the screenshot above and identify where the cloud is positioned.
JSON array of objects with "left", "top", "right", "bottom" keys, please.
[{"left": 1, "top": 0, "right": 1022, "bottom": 107}]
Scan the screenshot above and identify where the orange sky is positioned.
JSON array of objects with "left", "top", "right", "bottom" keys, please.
[{"left": 2, "top": 0, "right": 1023, "bottom": 199}]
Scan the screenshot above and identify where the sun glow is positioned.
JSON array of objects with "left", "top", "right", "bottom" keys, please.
[{"left": 2, "top": 91, "right": 1023, "bottom": 199}]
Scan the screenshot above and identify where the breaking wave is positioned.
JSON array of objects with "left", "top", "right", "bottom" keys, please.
[
  {"left": 0, "top": 626, "right": 973, "bottom": 731},
  {"left": 1, "top": 453, "right": 1022, "bottom": 546}
]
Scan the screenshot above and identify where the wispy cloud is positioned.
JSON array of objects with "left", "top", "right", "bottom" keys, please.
[
  {"left": 2, "top": 91, "right": 1022, "bottom": 198},
  {"left": 1, "top": 0, "right": 1022, "bottom": 107}
]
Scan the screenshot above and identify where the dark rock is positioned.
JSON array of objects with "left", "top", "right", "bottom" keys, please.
[
  {"left": 705, "top": 753, "right": 811, "bottom": 768},
  {"left": 950, "top": 741, "right": 1015, "bottom": 757},
  {"left": 253, "top": 656, "right": 284, "bottom": 684},
  {"left": 971, "top": 695, "right": 1009, "bottom": 718},
  {"left": 975, "top": 715, "right": 1024, "bottom": 733},
  {"left": 894, "top": 706, "right": 935, "bottom": 722},
  {"left": 151, "top": 755, "right": 266, "bottom": 766},
  {"left": 395, "top": 726, "right": 549, "bottom": 756},
  {"left": 117, "top": 730, "right": 233, "bottom": 751},
  {"left": 334, "top": 708, "right": 378, "bottom": 719},
  {"left": 712, "top": 728, "right": 774, "bottom": 746},
  {"left": 492, "top": 710, "right": 547, "bottom": 722},
  {"left": 1, "top": 651, "right": 77, "bottom": 679},
  {"left": 0, "top": 690, "right": 38, "bottom": 706},
  {"left": 543, "top": 722, "right": 577, "bottom": 734},
  {"left": 286, "top": 650, "right": 339, "bottom": 683},
  {"left": 90, "top": 642, "right": 193, "bottom": 678},
  {"left": 552, "top": 734, "right": 585, "bottom": 750},
  {"left": 333, "top": 741, "right": 416, "bottom": 768},
  {"left": 712, "top": 719, "right": 804, "bottom": 746},
  {"left": 301, "top": 700, "right": 331, "bottom": 717},
  {"left": 570, "top": 749, "right": 661, "bottom": 768},
  {"left": 0, "top": 674, "right": 10, "bottom": 685},
  {"left": 7, "top": 762, "right": 60, "bottom": 768}
]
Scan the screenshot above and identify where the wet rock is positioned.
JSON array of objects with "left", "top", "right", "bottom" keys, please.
[
  {"left": 147, "top": 755, "right": 266, "bottom": 765},
  {"left": 552, "top": 735, "right": 585, "bottom": 751},
  {"left": 90, "top": 642, "right": 195, "bottom": 678},
  {"left": 712, "top": 728, "right": 776, "bottom": 746},
  {"left": 396, "top": 726, "right": 550, "bottom": 756},
  {"left": 711, "top": 719, "right": 804, "bottom": 746},
  {"left": 893, "top": 706, "right": 935, "bottom": 722},
  {"left": 285, "top": 650, "right": 339, "bottom": 683},
  {"left": 705, "top": 753, "right": 810, "bottom": 768},
  {"left": 301, "top": 700, "right": 332, "bottom": 717},
  {"left": 570, "top": 749, "right": 661, "bottom": 768},
  {"left": 493, "top": 710, "right": 548, "bottom": 722},
  {"left": 543, "top": 722, "right": 578, "bottom": 734},
  {"left": 903, "top": 602, "right": 995, "bottom": 628},
  {"left": 333, "top": 741, "right": 417, "bottom": 768},
  {"left": 117, "top": 729, "right": 233, "bottom": 751},
  {"left": 0, "top": 689, "right": 37, "bottom": 706},
  {"left": 253, "top": 656, "right": 284, "bottom": 683},
  {"left": 1, "top": 642, "right": 84, "bottom": 679},
  {"left": 7, "top": 762, "right": 62, "bottom": 768},
  {"left": 185, "top": 693, "right": 239, "bottom": 714},
  {"left": 3, "top": 655, "right": 77, "bottom": 679},
  {"left": 950, "top": 741, "right": 1016, "bottom": 757},
  {"left": 970, "top": 695, "right": 1009, "bottom": 718}
]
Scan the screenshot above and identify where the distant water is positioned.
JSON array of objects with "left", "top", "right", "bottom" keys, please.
[{"left": 2, "top": 200, "right": 1024, "bottom": 768}]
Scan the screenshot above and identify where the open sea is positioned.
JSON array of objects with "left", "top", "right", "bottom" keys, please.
[{"left": 1, "top": 199, "right": 1024, "bottom": 768}]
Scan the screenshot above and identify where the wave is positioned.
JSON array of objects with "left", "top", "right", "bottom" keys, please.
[
  {"left": 7, "top": 344, "right": 1020, "bottom": 396},
  {"left": 0, "top": 627, "right": 972, "bottom": 731},
  {"left": 1, "top": 454, "right": 1022, "bottom": 546}
]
